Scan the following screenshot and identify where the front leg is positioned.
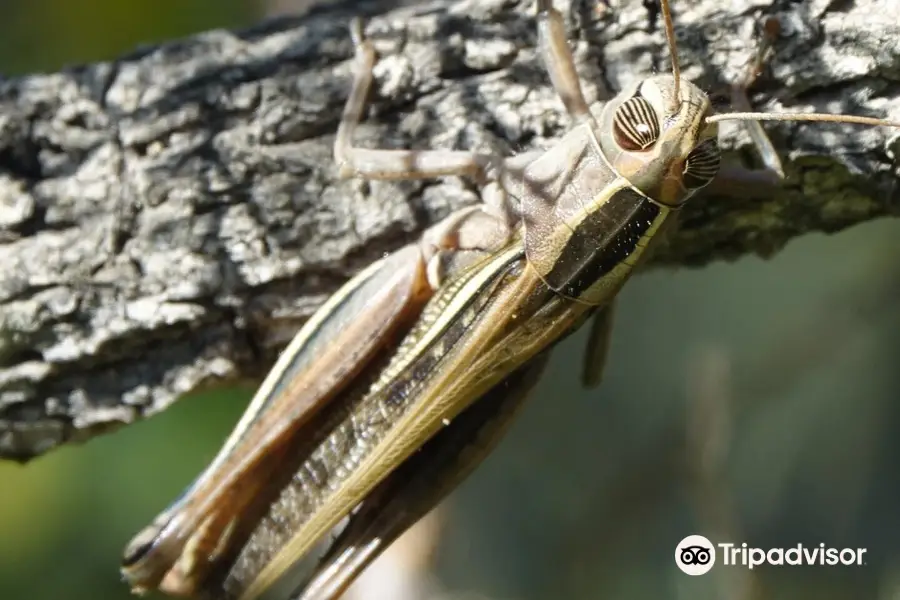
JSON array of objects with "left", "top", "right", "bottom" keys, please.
[
  {"left": 536, "top": 0, "right": 593, "bottom": 121},
  {"left": 335, "top": 18, "right": 535, "bottom": 261},
  {"left": 706, "top": 15, "right": 787, "bottom": 199},
  {"left": 729, "top": 14, "right": 786, "bottom": 180},
  {"left": 334, "top": 19, "right": 502, "bottom": 183}
]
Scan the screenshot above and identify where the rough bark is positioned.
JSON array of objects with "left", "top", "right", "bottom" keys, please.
[{"left": 1, "top": 0, "right": 898, "bottom": 461}]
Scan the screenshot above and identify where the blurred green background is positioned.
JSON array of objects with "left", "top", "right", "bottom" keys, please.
[{"left": 2, "top": 1, "right": 900, "bottom": 600}]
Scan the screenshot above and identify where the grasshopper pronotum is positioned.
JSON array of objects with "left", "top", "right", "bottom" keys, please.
[{"left": 121, "top": 1, "right": 900, "bottom": 598}]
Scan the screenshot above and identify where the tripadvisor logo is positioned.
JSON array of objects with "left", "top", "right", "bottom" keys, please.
[
  {"left": 719, "top": 543, "right": 867, "bottom": 569},
  {"left": 675, "top": 535, "right": 715, "bottom": 576},
  {"left": 676, "top": 536, "right": 867, "bottom": 575}
]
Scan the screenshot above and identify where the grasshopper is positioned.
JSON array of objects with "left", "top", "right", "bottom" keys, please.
[{"left": 120, "top": 0, "right": 900, "bottom": 598}]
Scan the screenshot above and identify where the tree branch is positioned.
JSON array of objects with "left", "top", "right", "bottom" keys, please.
[{"left": 1, "top": 0, "right": 898, "bottom": 461}]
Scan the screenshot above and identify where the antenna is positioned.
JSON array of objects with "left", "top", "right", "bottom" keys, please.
[
  {"left": 659, "top": 0, "right": 681, "bottom": 113},
  {"left": 707, "top": 112, "right": 900, "bottom": 129}
]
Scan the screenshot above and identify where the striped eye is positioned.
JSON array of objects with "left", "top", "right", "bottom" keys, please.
[
  {"left": 613, "top": 97, "right": 660, "bottom": 151},
  {"left": 683, "top": 138, "right": 721, "bottom": 189}
]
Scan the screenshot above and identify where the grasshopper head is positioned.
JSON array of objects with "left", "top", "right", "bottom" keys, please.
[{"left": 597, "top": 75, "right": 720, "bottom": 208}]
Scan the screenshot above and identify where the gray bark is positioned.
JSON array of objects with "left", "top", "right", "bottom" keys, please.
[{"left": 1, "top": 0, "right": 898, "bottom": 461}]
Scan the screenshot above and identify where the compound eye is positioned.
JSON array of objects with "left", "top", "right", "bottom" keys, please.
[
  {"left": 683, "top": 138, "right": 720, "bottom": 189},
  {"left": 613, "top": 97, "right": 660, "bottom": 151}
]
